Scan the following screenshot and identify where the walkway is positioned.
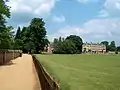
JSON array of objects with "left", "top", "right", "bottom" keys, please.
[{"left": 0, "top": 54, "right": 41, "bottom": 90}]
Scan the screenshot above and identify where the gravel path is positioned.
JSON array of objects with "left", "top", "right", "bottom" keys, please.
[{"left": 0, "top": 54, "right": 41, "bottom": 90}]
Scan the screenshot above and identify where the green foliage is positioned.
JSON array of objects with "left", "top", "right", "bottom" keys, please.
[
  {"left": 117, "top": 46, "right": 120, "bottom": 52},
  {"left": 53, "top": 39, "right": 77, "bottom": 54},
  {"left": 109, "top": 41, "right": 116, "bottom": 51},
  {"left": 15, "top": 27, "right": 21, "bottom": 40},
  {"left": 28, "top": 18, "right": 47, "bottom": 53},
  {"left": 101, "top": 41, "right": 117, "bottom": 52},
  {"left": 0, "top": 0, "right": 14, "bottom": 49},
  {"left": 66, "top": 35, "right": 83, "bottom": 53},
  {"left": 53, "top": 35, "right": 83, "bottom": 54},
  {"left": 14, "top": 18, "right": 49, "bottom": 53},
  {"left": 101, "top": 41, "right": 109, "bottom": 52}
]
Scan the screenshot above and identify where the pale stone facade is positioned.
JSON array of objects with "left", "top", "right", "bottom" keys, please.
[{"left": 82, "top": 43, "right": 106, "bottom": 53}]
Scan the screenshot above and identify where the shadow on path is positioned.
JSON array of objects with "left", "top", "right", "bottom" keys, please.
[{"left": 0, "top": 61, "right": 16, "bottom": 66}]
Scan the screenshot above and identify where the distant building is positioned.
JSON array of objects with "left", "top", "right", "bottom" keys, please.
[
  {"left": 44, "top": 44, "right": 54, "bottom": 54},
  {"left": 82, "top": 43, "right": 106, "bottom": 53}
]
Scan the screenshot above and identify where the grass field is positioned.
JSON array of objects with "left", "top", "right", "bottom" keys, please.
[{"left": 35, "top": 54, "right": 120, "bottom": 90}]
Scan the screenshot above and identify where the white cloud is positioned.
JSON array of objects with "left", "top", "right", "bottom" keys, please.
[
  {"left": 49, "top": 18, "right": 120, "bottom": 44},
  {"left": 7, "top": 0, "right": 59, "bottom": 29},
  {"left": 99, "top": 0, "right": 120, "bottom": 17},
  {"left": 77, "top": 0, "right": 99, "bottom": 3},
  {"left": 7, "top": 0, "right": 56, "bottom": 15},
  {"left": 77, "top": 0, "right": 88, "bottom": 3},
  {"left": 52, "top": 15, "right": 65, "bottom": 23},
  {"left": 104, "top": 0, "right": 120, "bottom": 10},
  {"left": 98, "top": 10, "right": 109, "bottom": 17}
]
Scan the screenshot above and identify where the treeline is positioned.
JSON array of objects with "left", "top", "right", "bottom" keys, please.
[
  {"left": 14, "top": 18, "right": 49, "bottom": 53},
  {"left": 101, "top": 41, "right": 120, "bottom": 52},
  {"left": 52, "top": 35, "right": 83, "bottom": 54}
]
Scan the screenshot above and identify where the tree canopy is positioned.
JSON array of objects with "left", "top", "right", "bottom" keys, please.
[
  {"left": 13, "top": 18, "right": 49, "bottom": 53},
  {"left": 109, "top": 41, "right": 116, "bottom": 51},
  {"left": 66, "top": 35, "right": 83, "bottom": 53},
  {"left": 53, "top": 35, "right": 83, "bottom": 54},
  {"left": 117, "top": 46, "right": 120, "bottom": 52},
  {"left": 101, "top": 41, "right": 117, "bottom": 52},
  {"left": 0, "top": 0, "right": 13, "bottom": 49},
  {"left": 101, "top": 41, "right": 109, "bottom": 52}
]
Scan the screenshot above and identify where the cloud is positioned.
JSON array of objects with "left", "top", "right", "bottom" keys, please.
[
  {"left": 77, "top": 0, "right": 99, "bottom": 4},
  {"left": 104, "top": 0, "right": 120, "bottom": 10},
  {"left": 49, "top": 18, "right": 120, "bottom": 45},
  {"left": 77, "top": 0, "right": 88, "bottom": 3},
  {"left": 98, "top": 10, "right": 109, "bottom": 17},
  {"left": 7, "top": 0, "right": 55, "bottom": 15},
  {"left": 99, "top": 0, "right": 120, "bottom": 17},
  {"left": 7, "top": 0, "right": 58, "bottom": 27},
  {"left": 52, "top": 15, "right": 65, "bottom": 23}
]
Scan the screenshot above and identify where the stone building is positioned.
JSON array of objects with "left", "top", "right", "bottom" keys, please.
[
  {"left": 82, "top": 43, "right": 106, "bottom": 53},
  {"left": 44, "top": 44, "right": 54, "bottom": 54}
]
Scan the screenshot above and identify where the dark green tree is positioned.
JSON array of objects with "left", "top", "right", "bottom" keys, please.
[
  {"left": 101, "top": 41, "right": 109, "bottom": 52},
  {"left": 15, "top": 27, "right": 21, "bottom": 40},
  {"left": 27, "top": 18, "right": 48, "bottom": 53},
  {"left": 19, "top": 27, "right": 34, "bottom": 53},
  {"left": 109, "top": 41, "right": 116, "bottom": 51},
  {"left": 117, "top": 46, "right": 120, "bottom": 52},
  {"left": 13, "top": 27, "right": 23, "bottom": 50},
  {"left": 0, "top": 0, "right": 13, "bottom": 49},
  {"left": 53, "top": 39, "right": 77, "bottom": 54},
  {"left": 53, "top": 38, "right": 58, "bottom": 45},
  {"left": 66, "top": 35, "right": 83, "bottom": 53}
]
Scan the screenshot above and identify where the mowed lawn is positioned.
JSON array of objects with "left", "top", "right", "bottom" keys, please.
[{"left": 35, "top": 54, "right": 120, "bottom": 90}]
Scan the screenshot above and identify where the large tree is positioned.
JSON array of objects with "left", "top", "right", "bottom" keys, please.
[
  {"left": 27, "top": 18, "right": 48, "bottom": 53},
  {"left": 0, "top": 0, "right": 10, "bottom": 27},
  {"left": 117, "top": 46, "right": 120, "bottom": 52},
  {"left": 109, "top": 41, "right": 116, "bottom": 51},
  {"left": 15, "top": 27, "right": 21, "bottom": 40},
  {"left": 0, "top": 0, "right": 13, "bottom": 49},
  {"left": 66, "top": 35, "right": 83, "bottom": 53},
  {"left": 101, "top": 41, "right": 109, "bottom": 52},
  {"left": 53, "top": 39, "right": 77, "bottom": 54}
]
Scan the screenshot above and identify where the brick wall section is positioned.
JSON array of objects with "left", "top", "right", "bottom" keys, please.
[{"left": 32, "top": 55, "right": 60, "bottom": 90}]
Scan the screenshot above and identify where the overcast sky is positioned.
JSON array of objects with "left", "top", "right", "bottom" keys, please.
[{"left": 7, "top": 0, "right": 120, "bottom": 45}]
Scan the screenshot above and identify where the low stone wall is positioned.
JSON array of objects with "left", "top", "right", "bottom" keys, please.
[
  {"left": 0, "top": 50, "right": 22, "bottom": 65},
  {"left": 32, "top": 55, "right": 60, "bottom": 90}
]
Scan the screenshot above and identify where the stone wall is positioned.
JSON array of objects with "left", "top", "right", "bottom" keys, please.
[
  {"left": 0, "top": 50, "right": 22, "bottom": 65},
  {"left": 32, "top": 55, "right": 59, "bottom": 90}
]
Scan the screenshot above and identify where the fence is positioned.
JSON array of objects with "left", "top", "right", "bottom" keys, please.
[
  {"left": 0, "top": 50, "right": 22, "bottom": 65},
  {"left": 32, "top": 55, "right": 60, "bottom": 90}
]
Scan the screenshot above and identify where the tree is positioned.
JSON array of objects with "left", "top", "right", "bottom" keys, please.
[
  {"left": 13, "top": 27, "right": 23, "bottom": 50},
  {"left": 109, "top": 41, "right": 116, "bottom": 51},
  {"left": 0, "top": 0, "right": 13, "bottom": 49},
  {"left": 53, "top": 39, "right": 77, "bottom": 54},
  {"left": 0, "top": 0, "right": 10, "bottom": 27},
  {"left": 15, "top": 27, "right": 21, "bottom": 40},
  {"left": 53, "top": 38, "right": 58, "bottom": 45},
  {"left": 101, "top": 41, "right": 109, "bottom": 52},
  {"left": 117, "top": 46, "right": 120, "bottom": 52},
  {"left": 26, "top": 18, "right": 48, "bottom": 53},
  {"left": 66, "top": 35, "right": 83, "bottom": 53},
  {"left": 101, "top": 41, "right": 109, "bottom": 47}
]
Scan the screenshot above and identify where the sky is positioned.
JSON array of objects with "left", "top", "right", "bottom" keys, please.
[{"left": 6, "top": 0, "right": 120, "bottom": 45}]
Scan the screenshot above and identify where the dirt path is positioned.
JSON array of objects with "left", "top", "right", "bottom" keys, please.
[{"left": 0, "top": 54, "right": 41, "bottom": 90}]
